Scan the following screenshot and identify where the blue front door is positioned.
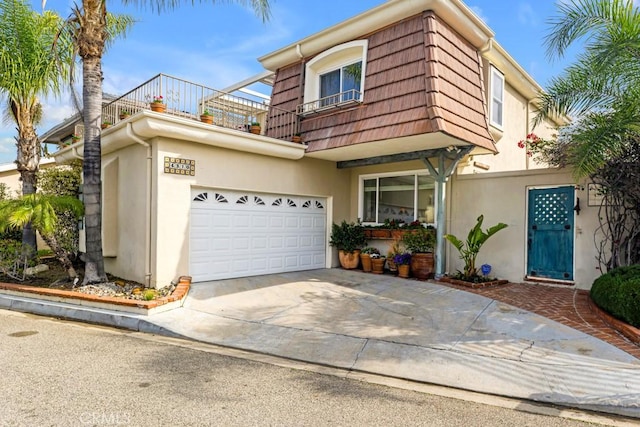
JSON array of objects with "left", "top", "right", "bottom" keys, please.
[{"left": 527, "top": 187, "right": 575, "bottom": 281}]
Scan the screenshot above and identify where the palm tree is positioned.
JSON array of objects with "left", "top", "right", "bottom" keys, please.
[
  {"left": 58, "top": 0, "right": 271, "bottom": 284},
  {"left": 535, "top": 0, "right": 640, "bottom": 177},
  {"left": 0, "top": 0, "right": 74, "bottom": 251},
  {"left": 0, "top": 194, "right": 84, "bottom": 279}
]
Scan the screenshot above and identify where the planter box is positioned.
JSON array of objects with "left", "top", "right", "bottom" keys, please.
[{"left": 439, "top": 276, "right": 508, "bottom": 289}]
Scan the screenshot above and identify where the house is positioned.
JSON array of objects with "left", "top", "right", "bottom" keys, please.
[
  {"left": 0, "top": 158, "right": 57, "bottom": 197},
  {"left": 48, "top": 0, "right": 601, "bottom": 289}
]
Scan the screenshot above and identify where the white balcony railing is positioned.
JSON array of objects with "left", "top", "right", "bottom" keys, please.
[
  {"left": 102, "top": 74, "right": 299, "bottom": 141},
  {"left": 296, "top": 89, "right": 362, "bottom": 115}
]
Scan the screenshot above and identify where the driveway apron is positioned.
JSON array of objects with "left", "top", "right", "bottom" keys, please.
[{"left": 149, "top": 269, "right": 640, "bottom": 418}]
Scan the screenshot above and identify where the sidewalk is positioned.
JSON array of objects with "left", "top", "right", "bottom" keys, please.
[{"left": 1, "top": 269, "right": 639, "bottom": 418}]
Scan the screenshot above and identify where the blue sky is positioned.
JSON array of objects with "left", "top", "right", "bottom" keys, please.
[{"left": 0, "top": 0, "right": 577, "bottom": 165}]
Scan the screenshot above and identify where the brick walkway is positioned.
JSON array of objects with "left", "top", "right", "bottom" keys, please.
[{"left": 439, "top": 281, "right": 640, "bottom": 360}]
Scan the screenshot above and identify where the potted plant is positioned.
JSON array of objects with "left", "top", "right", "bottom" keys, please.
[
  {"left": 444, "top": 215, "right": 508, "bottom": 282},
  {"left": 249, "top": 121, "right": 261, "bottom": 135},
  {"left": 71, "top": 134, "right": 81, "bottom": 143},
  {"left": 200, "top": 109, "right": 213, "bottom": 124},
  {"left": 101, "top": 121, "right": 112, "bottom": 129},
  {"left": 393, "top": 252, "right": 412, "bottom": 278},
  {"left": 330, "top": 220, "right": 367, "bottom": 269},
  {"left": 292, "top": 133, "right": 302, "bottom": 143},
  {"left": 386, "top": 237, "right": 403, "bottom": 272},
  {"left": 402, "top": 227, "right": 435, "bottom": 279},
  {"left": 119, "top": 110, "right": 131, "bottom": 120},
  {"left": 371, "top": 253, "right": 386, "bottom": 274},
  {"left": 360, "top": 247, "right": 379, "bottom": 273},
  {"left": 150, "top": 95, "right": 166, "bottom": 113}
]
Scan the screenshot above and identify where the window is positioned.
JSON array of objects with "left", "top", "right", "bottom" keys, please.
[
  {"left": 301, "top": 40, "right": 367, "bottom": 114},
  {"left": 319, "top": 61, "right": 362, "bottom": 106},
  {"left": 490, "top": 66, "right": 504, "bottom": 129},
  {"left": 361, "top": 173, "right": 436, "bottom": 225}
]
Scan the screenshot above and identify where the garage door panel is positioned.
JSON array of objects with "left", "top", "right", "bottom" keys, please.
[
  {"left": 268, "top": 236, "right": 284, "bottom": 249},
  {"left": 285, "top": 216, "right": 299, "bottom": 228},
  {"left": 252, "top": 215, "right": 269, "bottom": 227},
  {"left": 269, "top": 216, "right": 284, "bottom": 228},
  {"left": 232, "top": 237, "right": 251, "bottom": 250},
  {"left": 190, "top": 189, "right": 327, "bottom": 282},
  {"left": 212, "top": 213, "right": 232, "bottom": 227}
]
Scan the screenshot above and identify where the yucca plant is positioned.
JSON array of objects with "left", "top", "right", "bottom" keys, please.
[{"left": 444, "top": 215, "right": 508, "bottom": 279}]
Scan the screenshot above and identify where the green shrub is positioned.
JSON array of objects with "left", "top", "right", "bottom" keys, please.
[
  {"left": 36, "top": 163, "right": 82, "bottom": 257},
  {"left": 329, "top": 221, "right": 366, "bottom": 253},
  {"left": 591, "top": 265, "right": 640, "bottom": 327}
]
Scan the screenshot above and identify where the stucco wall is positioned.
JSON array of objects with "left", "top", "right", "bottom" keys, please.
[
  {"left": 102, "top": 144, "right": 149, "bottom": 285},
  {"left": 146, "top": 137, "right": 351, "bottom": 287},
  {"left": 458, "top": 59, "right": 559, "bottom": 175},
  {"left": 0, "top": 160, "right": 57, "bottom": 197},
  {"left": 449, "top": 168, "right": 601, "bottom": 289},
  {"left": 0, "top": 168, "right": 22, "bottom": 197}
]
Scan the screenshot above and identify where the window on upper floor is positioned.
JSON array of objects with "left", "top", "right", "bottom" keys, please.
[
  {"left": 360, "top": 172, "right": 436, "bottom": 226},
  {"left": 490, "top": 65, "right": 504, "bottom": 129},
  {"left": 319, "top": 61, "right": 362, "bottom": 107},
  {"left": 299, "top": 40, "right": 368, "bottom": 115}
]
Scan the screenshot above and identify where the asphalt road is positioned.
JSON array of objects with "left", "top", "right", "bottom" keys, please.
[{"left": 0, "top": 309, "right": 630, "bottom": 427}]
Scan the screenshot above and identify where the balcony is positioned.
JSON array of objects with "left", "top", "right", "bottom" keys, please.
[{"left": 102, "top": 74, "right": 299, "bottom": 141}]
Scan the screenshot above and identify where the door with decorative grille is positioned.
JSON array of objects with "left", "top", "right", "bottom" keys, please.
[{"left": 527, "top": 186, "right": 575, "bottom": 281}]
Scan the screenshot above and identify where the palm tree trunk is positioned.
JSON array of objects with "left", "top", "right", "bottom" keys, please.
[
  {"left": 79, "top": 0, "right": 108, "bottom": 284},
  {"left": 81, "top": 53, "right": 107, "bottom": 284},
  {"left": 13, "top": 102, "right": 40, "bottom": 253},
  {"left": 41, "top": 233, "right": 77, "bottom": 279}
]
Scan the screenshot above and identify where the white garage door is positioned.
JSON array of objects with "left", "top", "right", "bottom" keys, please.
[{"left": 189, "top": 189, "right": 327, "bottom": 282}]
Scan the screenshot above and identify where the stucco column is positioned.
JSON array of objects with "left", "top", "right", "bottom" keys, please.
[{"left": 422, "top": 147, "right": 472, "bottom": 278}]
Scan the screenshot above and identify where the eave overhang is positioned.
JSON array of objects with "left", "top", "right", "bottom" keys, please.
[
  {"left": 258, "top": 0, "right": 493, "bottom": 71},
  {"left": 304, "top": 131, "right": 495, "bottom": 163}
]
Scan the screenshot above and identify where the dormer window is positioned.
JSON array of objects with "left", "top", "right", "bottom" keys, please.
[
  {"left": 299, "top": 40, "right": 368, "bottom": 115},
  {"left": 319, "top": 61, "right": 362, "bottom": 107}
]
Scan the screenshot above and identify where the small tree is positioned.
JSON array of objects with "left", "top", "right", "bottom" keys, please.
[
  {"left": 0, "top": 194, "right": 83, "bottom": 279},
  {"left": 37, "top": 163, "right": 82, "bottom": 258},
  {"left": 445, "top": 215, "right": 508, "bottom": 279}
]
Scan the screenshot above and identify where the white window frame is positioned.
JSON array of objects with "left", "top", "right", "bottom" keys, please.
[
  {"left": 303, "top": 40, "right": 368, "bottom": 111},
  {"left": 358, "top": 170, "right": 437, "bottom": 227},
  {"left": 489, "top": 65, "right": 504, "bottom": 129}
]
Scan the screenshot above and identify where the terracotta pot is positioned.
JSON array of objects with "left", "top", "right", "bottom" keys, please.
[
  {"left": 398, "top": 264, "right": 410, "bottom": 278},
  {"left": 410, "top": 252, "right": 434, "bottom": 280},
  {"left": 250, "top": 125, "right": 261, "bottom": 135},
  {"left": 360, "top": 253, "right": 372, "bottom": 272},
  {"left": 363, "top": 229, "right": 372, "bottom": 239},
  {"left": 119, "top": 114, "right": 130, "bottom": 120},
  {"left": 292, "top": 135, "right": 302, "bottom": 143},
  {"left": 200, "top": 115, "right": 213, "bottom": 124},
  {"left": 338, "top": 250, "right": 360, "bottom": 270},
  {"left": 150, "top": 103, "right": 166, "bottom": 113},
  {"left": 101, "top": 123, "right": 110, "bottom": 130},
  {"left": 371, "top": 258, "right": 385, "bottom": 274}
]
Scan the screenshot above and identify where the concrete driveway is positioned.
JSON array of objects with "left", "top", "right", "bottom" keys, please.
[{"left": 148, "top": 269, "right": 640, "bottom": 418}]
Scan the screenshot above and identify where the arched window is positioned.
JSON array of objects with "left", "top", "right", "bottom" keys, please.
[{"left": 300, "top": 40, "right": 368, "bottom": 114}]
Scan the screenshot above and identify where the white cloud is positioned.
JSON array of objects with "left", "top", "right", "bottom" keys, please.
[
  {"left": 0, "top": 135, "right": 16, "bottom": 165},
  {"left": 518, "top": 2, "right": 538, "bottom": 26},
  {"left": 469, "top": 5, "right": 489, "bottom": 24}
]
